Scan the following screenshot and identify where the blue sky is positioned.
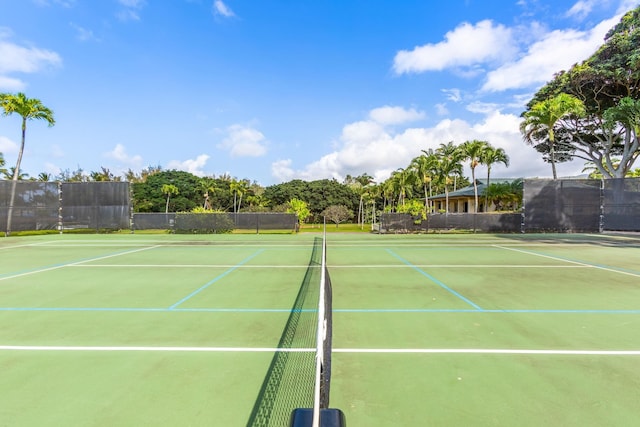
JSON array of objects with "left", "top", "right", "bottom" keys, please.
[{"left": 1, "top": 0, "right": 638, "bottom": 185}]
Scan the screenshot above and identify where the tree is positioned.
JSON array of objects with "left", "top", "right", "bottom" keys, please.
[
  {"left": 161, "top": 184, "right": 179, "bottom": 213},
  {"left": 460, "top": 140, "right": 490, "bottom": 212},
  {"left": 435, "top": 142, "right": 464, "bottom": 214},
  {"left": 523, "top": 6, "right": 640, "bottom": 178},
  {"left": 411, "top": 150, "right": 438, "bottom": 212},
  {"left": 480, "top": 146, "right": 510, "bottom": 211},
  {"left": 0, "top": 152, "right": 6, "bottom": 177},
  {"left": 520, "top": 93, "right": 585, "bottom": 179},
  {"left": 321, "top": 205, "right": 353, "bottom": 227},
  {"left": 37, "top": 172, "right": 52, "bottom": 182},
  {"left": 0, "top": 92, "right": 55, "bottom": 236},
  {"left": 287, "top": 198, "right": 311, "bottom": 225},
  {"left": 390, "top": 167, "right": 415, "bottom": 206},
  {"left": 229, "top": 178, "right": 250, "bottom": 213},
  {"left": 484, "top": 180, "right": 523, "bottom": 211},
  {"left": 345, "top": 173, "right": 374, "bottom": 228}
]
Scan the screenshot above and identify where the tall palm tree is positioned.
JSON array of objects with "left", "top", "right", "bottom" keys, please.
[
  {"left": 161, "top": 184, "right": 179, "bottom": 214},
  {"left": 435, "top": 142, "right": 463, "bottom": 214},
  {"left": 351, "top": 173, "right": 374, "bottom": 228},
  {"left": 0, "top": 152, "right": 6, "bottom": 177},
  {"left": 480, "top": 146, "right": 509, "bottom": 211},
  {"left": 0, "top": 92, "right": 55, "bottom": 236},
  {"left": 411, "top": 149, "right": 438, "bottom": 212},
  {"left": 230, "top": 178, "right": 249, "bottom": 213},
  {"left": 461, "top": 140, "right": 490, "bottom": 213},
  {"left": 391, "top": 167, "right": 415, "bottom": 207},
  {"left": 520, "top": 93, "right": 584, "bottom": 179}
]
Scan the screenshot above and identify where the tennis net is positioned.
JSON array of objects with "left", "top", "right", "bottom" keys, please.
[{"left": 290, "top": 222, "right": 345, "bottom": 427}]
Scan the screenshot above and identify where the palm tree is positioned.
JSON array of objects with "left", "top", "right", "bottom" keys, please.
[
  {"left": 199, "top": 178, "right": 217, "bottom": 210},
  {"left": 0, "top": 92, "right": 55, "bottom": 236},
  {"left": 460, "top": 140, "right": 490, "bottom": 213},
  {"left": 411, "top": 149, "right": 438, "bottom": 212},
  {"left": 435, "top": 142, "right": 463, "bottom": 214},
  {"left": 480, "top": 146, "right": 509, "bottom": 211},
  {"left": 162, "top": 184, "right": 179, "bottom": 213},
  {"left": 0, "top": 152, "right": 6, "bottom": 177},
  {"left": 230, "top": 178, "right": 249, "bottom": 213},
  {"left": 37, "top": 172, "right": 52, "bottom": 182},
  {"left": 347, "top": 173, "right": 374, "bottom": 228},
  {"left": 390, "top": 167, "right": 415, "bottom": 207},
  {"left": 520, "top": 93, "right": 584, "bottom": 179}
]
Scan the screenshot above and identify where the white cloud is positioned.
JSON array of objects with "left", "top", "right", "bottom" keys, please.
[
  {"left": 269, "top": 105, "right": 587, "bottom": 184},
  {"left": 104, "top": 144, "right": 143, "bottom": 167},
  {"left": 368, "top": 106, "right": 426, "bottom": 125},
  {"left": 0, "top": 31, "right": 61, "bottom": 90},
  {"left": 393, "top": 20, "right": 516, "bottom": 74},
  {"left": 442, "top": 88, "right": 462, "bottom": 102},
  {"left": 213, "top": 0, "right": 235, "bottom": 17},
  {"left": 0, "top": 136, "right": 18, "bottom": 154},
  {"left": 70, "top": 23, "right": 99, "bottom": 42},
  {"left": 0, "top": 75, "right": 25, "bottom": 91},
  {"left": 217, "top": 124, "right": 268, "bottom": 157},
  {"left": 482, "top": 15, "right": 620, "bottom": 92},
  {"left": 566, "top": 1, "right": 596, "bottom": 19},
  {"left": 117, "top": 0, "right": 146, "bottom": 21},
  {"left": 167, "top": 154, "right": 210, "bottom": 176},
  {"left": 466, "top": 101, "right": 500, "bottom": 115},
  {"left": 435, "top": 103, "right": 449, "bottom": 116},
  {"left": 33, "top": 0, "right": 76, "bottom": 7}
]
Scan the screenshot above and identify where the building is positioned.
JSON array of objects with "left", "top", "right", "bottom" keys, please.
[{"left": 429, "top": 179, "right": 521, "bottom": 213}]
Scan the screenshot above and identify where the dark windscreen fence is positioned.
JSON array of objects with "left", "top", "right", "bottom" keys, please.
[
  {"left": 523, "top": 179, "right": 602, "bottom": 232},
  {"left": 603, "top": 178, "right": 640, "bottom": 231},
  {"left": 166, "top": 212, "right": 297, "bottom": 233},
  {"left": 233, "top": 213, "right": 298, "bottom": 231},
  {"left": 379, "top": 213, "right": 427, "bottom": 233},
  {"left": 0, "top": 181, "right": 59, "bottom": 232},
  {"left": 380, "top": 212, "right": 521, "bottom": 233},
  {"left": 174, "top": 213, "right": 235, "bottom": 233},
  {"left": 132, "top": 213, "right": 176, "bottom": 230},
  {"left": 60, "top": 182, "right": 130, "bottom": 230}
]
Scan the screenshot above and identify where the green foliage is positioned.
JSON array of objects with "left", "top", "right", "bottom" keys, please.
[
  {"left": 321, "top": 205, "right": 354, "bottom": 227},
  {"left": 483, "top": 179, "right": 523, "bottom": 211},
  {"left": 396, "top": 199, "right": 427, "bottom": 219},
  {"left": 264, "top": 179, "right": 358, "bottom": 220},
  {"left": 286, "top": 198, "right": 311, "bottom": 223},
  {"left": 523, "top": 6, "right": 640, "bottom": 178},
  {"left": 133, "top": 170, "right": 204, "bottom": 213}
]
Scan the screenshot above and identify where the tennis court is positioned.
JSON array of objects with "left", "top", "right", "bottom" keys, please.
[{"left": 2, "top": 232, "right": 640, "bottom": 426}]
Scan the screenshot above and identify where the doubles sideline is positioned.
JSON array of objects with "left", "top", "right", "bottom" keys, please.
[{"left": 1, "top": 345, "right": 640, "bottom": 355}]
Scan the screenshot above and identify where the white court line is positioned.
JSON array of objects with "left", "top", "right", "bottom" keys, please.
[
  {"left": 0, "top": 241, "right": 53, "bottom": 250},
  {"left": 494, "top": 245, "right": 640, "bottom": 278},
  {"left": 334, "top": 348, "right": 640, "bottom": 355},
  {"left": 0, "top": 245, "right": 162, "bottom": 281},
  {"left": 67, "top": 264, "right": 587, "bottom": 269},
  {"left": 69, "top": 264, "right": 313, "bottom": 268},
  {"left": 1, "top": 346, "right": 639, "bottom": 355},
  {"left": 0, "top": 345, "right": 314, "bottom": 352}
]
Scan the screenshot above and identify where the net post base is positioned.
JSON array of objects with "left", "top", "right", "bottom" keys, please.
[{"left": 290, "top": 408, "right": 346, "bottom": 427}]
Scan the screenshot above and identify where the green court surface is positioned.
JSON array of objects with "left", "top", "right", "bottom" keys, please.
[{"left": 1, "top": 232, "right": 640, "bottom": 426}]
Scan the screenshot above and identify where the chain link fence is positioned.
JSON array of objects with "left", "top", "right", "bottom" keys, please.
[
  {"left": 2, "top": 178, "right": 638, "bottom": 234},
  {"left": 380, "top": 178, "right": 640, "bottom": 233}
]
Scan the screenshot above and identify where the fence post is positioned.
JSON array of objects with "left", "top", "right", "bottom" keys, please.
[{"left": 58, "top": 181, "right": 63, "bottom": 234}]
